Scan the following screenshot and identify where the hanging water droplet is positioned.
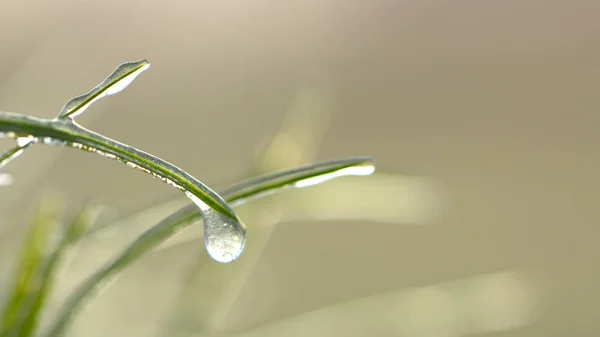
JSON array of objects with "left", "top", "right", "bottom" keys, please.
[
  {"left": 201, "top": 207, "right": 247, "bottom": 263},
  {"left": 185, "top": 192, "right": 246, "bottom": 263}
]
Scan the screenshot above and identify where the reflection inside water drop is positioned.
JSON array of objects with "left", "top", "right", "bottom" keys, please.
[
  {"left": 185, "top": 192, "right": 247, "bottom": 263},
  {"left": 202, "top": 208, "right": 247, "bottom": 263}
]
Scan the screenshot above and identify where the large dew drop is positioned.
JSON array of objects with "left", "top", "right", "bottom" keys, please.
[
  {"left": 201, "top": 208, "right": 247, "bottom": 263},
  {"left": 185, "top": 192, "right": 247, "bottom": 263}
]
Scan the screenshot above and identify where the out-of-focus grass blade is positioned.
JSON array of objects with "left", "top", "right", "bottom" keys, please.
[
  {"left": 6, "top": 204, "right": 99, "bottom": 337},
  {"left": 0, "top": 198, "right": 60, "bottom": 335},
  {"left": 253, "top": 86, "right": 333, "bottom": 174},
  {"left": 43, "top": 156, "right": 375, "bottom": 337},
  {"left": 226, "top": 270, "right": 538, "bottom": 337}
]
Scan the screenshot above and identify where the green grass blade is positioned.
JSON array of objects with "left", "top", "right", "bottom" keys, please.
[
  {"left": 0, "top": 199, "right": 59, "bottom": 335},
  {"left": 43, "top": 214, "right": 186, "bottom": 337},
  {"left": 0, "top": 140, "right": 35, "bottom": 170},
  {"left": 57, "top": 60, "right": 150, "bottom": 119},
  {"left": 0, "top": 112, "right": 238, "bottom": 224},
  {"left": 0, "top": 57, "right": 235, "bottom": 224},
  {"left": 7, "top": 204, "right": 99, "bottom": 337},
  {"left": 223, "top": 156, "right": 375, "bottom": 206},
  {"left": 43, "top": 156, "right": 375, "bottom": 337}
]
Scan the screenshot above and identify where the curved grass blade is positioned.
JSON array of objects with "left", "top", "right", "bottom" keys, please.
[
  {"left": 5, "top": 204, "right": 99, "bottom": 337},
  {"left": 0, "top": 60, "right": 149, "bottom": 179},
  {"left": 0, "top": 198, "right": 59, "bottom": 335},
  {"left": 1, "top": 58, "right": 240, "bottom": 230},
  {"left": 0, "top": 112, "right": 239, "bottom": 231},
  {"left": 57, "top": 60, "right": 150, "bottom": 119},
  {"left": 43, "top": 156, "right": 375, "bottom": 337}
]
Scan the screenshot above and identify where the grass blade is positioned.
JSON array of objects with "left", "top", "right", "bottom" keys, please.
[
  {"left": 224, "top": 156, "right": 375, "bottom": 206},
  {"left": 57, "top": 60, "right": 150, "bottom": 119},
  {"left": 43, "top": 156, "right": 375, "bottom": 337},
  {"left": 227, "top": 270, "right": 536, "bottom": 337},
  {"left": 1, "top": 58, "right": 239, "bottom": 225},
  {"left": 0, "top": 112, "right": 239, "bottom": 224},
  {"left": 0, "top": 140, "right": 35, "bottom": 171},
  {"left": 0, "top": 60, "right": 150, "bottom": 174},
  {"left": 0, "top": 198, "right": 59, "bottom": 335},
  {"left": 6, "top": 204, "right": 99, "bottom": 337}
]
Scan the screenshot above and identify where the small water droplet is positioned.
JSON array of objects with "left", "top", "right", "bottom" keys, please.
[
  {"left": 41, "top": 137, "right": 67, "bottom": 146},
  {"left": 185, "top": 191, "right": 246, "bottom": 263},
  {"left": 16, "top": 136, "right": 35, "bottom": 147},
  {"left": 0, "top": 132, "right": 17, "bottom": 140}
]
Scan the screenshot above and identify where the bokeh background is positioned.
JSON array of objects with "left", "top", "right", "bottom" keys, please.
[{"left": 1, "top": 0, "right": 599, "bottom": 336}]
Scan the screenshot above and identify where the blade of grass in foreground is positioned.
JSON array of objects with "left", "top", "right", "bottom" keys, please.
[
  {"left": 5, "top": 205, "right": 99, "bottom": 337},
  {"left": 57, "top": 60, "right": 150, "bottom": 119},
  {"left": 43, "top": 156, "right": 375, "bottom": 337},
  {"left": 0, "top": 58, "right": 240, "bottom": 226},
  {"left": 0, "top": 60, "right": 150, "bottom": 174},
  {"left": 0, "top": 199, "right": 60, "bottom": 336}
]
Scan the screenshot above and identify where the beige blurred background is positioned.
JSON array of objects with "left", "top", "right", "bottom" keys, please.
[{"left": 1, "top": 0, "right": 599, "bottom": 336}]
